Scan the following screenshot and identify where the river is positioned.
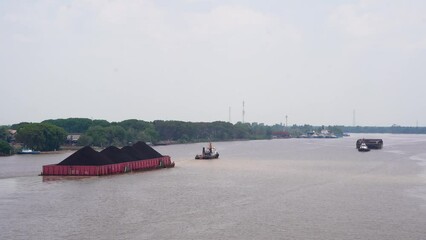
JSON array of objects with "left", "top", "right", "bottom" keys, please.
[{"left": 1, "top": 134, "right": 425, "bottom": 240}]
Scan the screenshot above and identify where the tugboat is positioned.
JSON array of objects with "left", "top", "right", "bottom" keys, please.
[
  {"left": 356, "top": 138, "right": 383, "bottom": 149},
  {"left": 358, "top": 142, "right": 370, "bottom": 152},
  {"left": 195, "top": 142, "right": 219, "bottom": 159}
]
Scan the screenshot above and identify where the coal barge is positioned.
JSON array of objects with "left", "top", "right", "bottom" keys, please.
[
  {"left": 41, "top": 141, "right": 174, "bottom": 176},
  {"left": 356, "top": 139, "right": 383, "bottom": 150}
]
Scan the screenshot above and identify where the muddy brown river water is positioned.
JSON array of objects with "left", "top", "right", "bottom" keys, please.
[{"left": 1, "top": 134, "right": 425, "bottom": 239}]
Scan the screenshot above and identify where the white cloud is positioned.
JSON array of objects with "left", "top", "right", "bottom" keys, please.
[
  {"left": 329, "top": 1, "right": 390, "bottom": 38},
  {"left": 329, "top": 0, "right": 426, "bottom": 51},
  {"left": 189, "top": 5, "right": 272, "bottom": 35},
  {"left": 1, "top": 0, "right": 425, "bottom": 125},
  {"left": 181, "top": 4, "right": 303, "bottom": 66},
  {"left": 187, "top": 5, "right": 301, "bottom": 40}
]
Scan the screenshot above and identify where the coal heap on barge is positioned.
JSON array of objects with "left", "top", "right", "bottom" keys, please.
[
  {"left": 42, "top": 141, "right": 174, "bottom": 176},
  {"left": 356, "top": 139, "right": 383, "bottom": 150}
]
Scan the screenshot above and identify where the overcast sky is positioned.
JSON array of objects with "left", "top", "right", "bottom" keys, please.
[{"left": 1, "top": 0, "right": 425, "bottom": 126}]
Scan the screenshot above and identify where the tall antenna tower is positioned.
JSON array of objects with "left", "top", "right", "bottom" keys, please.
[
  {"left": 285, "top": 115, "right": 288, "bottom": 127},
  {"left": 229, "top": 106, "right": 231, "bottom": 123},
  {"left": 242, "top": 101, "right": 245, "bottom": 123},
  {"left": 352, "top": 109, "right": 356, "bottom": 126}
]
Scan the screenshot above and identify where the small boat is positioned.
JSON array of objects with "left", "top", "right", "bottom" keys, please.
[
  {"left": 17, "top": 148, "right": 41, "bottom": 154},
  {"left": 358, "top": 142, "right": 370, "bottom": 152},
  {"left": 195, "top": 142, "right": 219, "bottom": 159}
]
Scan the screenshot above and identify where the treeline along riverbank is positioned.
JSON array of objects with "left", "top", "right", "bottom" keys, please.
[
  {"left": 1, "top": 118, "right": 426, "bottom": 154},
  {"left": 3, "top": 118, "right": 277, "bottom": 152}
]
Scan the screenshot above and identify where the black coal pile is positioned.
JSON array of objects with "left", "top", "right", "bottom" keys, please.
[
  {"left": 100, "top": 146, "right": 134, "bottom": 163},
  {"left": 58, "top": 146, "right": 115, "bottom": 166},
  {"left": 121, "top": 146, "right": 145, "bottom": 161},
  {"left": 133, "top": 141, "right": 163, "bottom": 158},
  {"left": 57, "top": 141, "right": 164, "bottom": 166}
]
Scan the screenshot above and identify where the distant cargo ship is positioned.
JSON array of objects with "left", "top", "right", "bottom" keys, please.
[{"left": 356, "top": 139, "right": 383, "bottom": 149}]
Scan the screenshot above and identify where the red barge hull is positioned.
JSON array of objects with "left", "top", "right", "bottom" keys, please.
[{"left": 41, "top": 156, "right": 174, "bottom": 176}]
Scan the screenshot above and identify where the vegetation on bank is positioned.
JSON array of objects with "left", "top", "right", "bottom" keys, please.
[
  {"left": 0, "top": 140, "right": 12, "bottom": 156},
  {"left": 15, "top": 123, "right": 67, "bottom": 151},
  {"left": 0, "top": 126, "right": 13, "bottom": 155},
  {"left": 1, "top": 117, "right": 426, "bottom": 155},
  {"left": 341, "top": 126, "right": 426, "bottom": 134},
  {"left": 1, "top": 118, "right": 313, "bottom": 153}
]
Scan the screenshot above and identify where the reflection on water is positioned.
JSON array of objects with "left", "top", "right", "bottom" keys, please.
[
  {"left": 0, "top": 134, "right": 426, "bottom": 240},
  {"left": 41, "top": 175, "right": 96, "bottom": 182}
]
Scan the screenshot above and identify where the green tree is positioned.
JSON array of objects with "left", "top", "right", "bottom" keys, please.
[
  {"left": 327, "top": 125, "right": 343, "bottom": 137},
  {"left": 139, "top": 124, "right": 159, "bottom": 143},
  {"left": 105, "top": 125, "right": 127, "bottom": 146},
  {"left": 77, "top": 135, "right": 93, "bottom": 146},
  {"left": 0, "top": 126, "right": 8, "bottom": 141},
  {"left": 42, "top": 118, "right": 93, "bottom": 133},
  {"left": 92, "top": 119, "right": 110, "bottom": 128},
  {"left": 11, "top": 122, "right": 30, "bottom": 130},
  {"left": 0, "top": 140, "right": 12, "bottom": 156},
  {"left": 250, "top": 122, "right": 272, "bottom": 139},
  {"left": 16, "top": 123, "right": 67, "bottom": 151},
  {"left": 118, "top": 119, "right": 158, "bottom": 144},
  {"left": 83, "top": 126, "right": 108, "bottom": 147},
  {"left": 233, "top": 122, "right": 251, "bottom": 139}
]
